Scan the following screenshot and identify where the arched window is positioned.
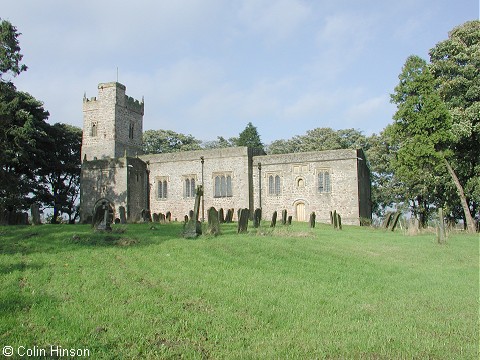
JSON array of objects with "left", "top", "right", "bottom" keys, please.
[
  {"left": 129, "top": 123, "right": 134, "bottom": 139},
  {"left": 297, "top": 178, "right": 305, "bottom": 188},
  {"left": 275, "top": 175, "right": 281, "bottom": 195},
  {"left": 185, "top": 178, "right": 190, "bottom": 197},
  {"left": 191, "top": 178, "right": 195, "bottom": 197},
  {"left": 91, "top": 123, "right": 97, "bottom": 137},
  {"left": 158, "top": 179, "right": 168, "bottom": 199},
  {"left": 226, "top": 175, "right": 232, "bottom": 197}
]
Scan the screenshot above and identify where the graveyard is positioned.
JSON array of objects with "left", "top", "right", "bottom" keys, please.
[{"left": 0, "top": 219, "right": 478, "bottom": 359}]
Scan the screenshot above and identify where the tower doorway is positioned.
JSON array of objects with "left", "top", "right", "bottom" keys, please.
[{"left": 296, "top": 202, "right": 306, "bottom": 222}]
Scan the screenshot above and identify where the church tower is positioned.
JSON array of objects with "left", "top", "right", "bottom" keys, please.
[{"left": 81, "top": 82, "right": 144, "bottom": 160}]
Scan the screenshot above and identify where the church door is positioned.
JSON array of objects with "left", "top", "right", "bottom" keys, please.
[{"left": 296, "top": 202, "right": 306, "bottom": 222}]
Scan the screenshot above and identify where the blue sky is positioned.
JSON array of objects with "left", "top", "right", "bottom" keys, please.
[{"left": 3, "top": 0, "right": 478, "bottom": 144}]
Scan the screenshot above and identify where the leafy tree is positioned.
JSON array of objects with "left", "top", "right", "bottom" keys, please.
[
  {"left": 202, "top": 136, "right": 237, "bottom": 149},
  {"left": 143, "top": 129, "right": 202, "bottom": 154},
  {"left": 429, "top": 20, "right": 479, "bottom": 231},
  {"left": 0, "top": 18, "right": 27, "bottom": 81},
  {"left": 236, "top": 122, "right": 263, "bottom": 150},
  {"left": 389, "top": 55, "right": 453, "bottom": 227},
  {"left": 0, "top": 19, "right": 51, "bottom": 214},
  {"left": 35, "top": 124, "right": 82, "bottom": 223}
]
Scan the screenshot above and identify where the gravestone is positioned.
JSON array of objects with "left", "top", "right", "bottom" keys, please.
[
  {"left": 114, "top": 218, "right": 120, "bottom": 224},
  {"left": 119, "top": 206, "right": 127, "bottom": 224},
  {"left": 30, "top": 203, "right": 41, "bottom": 225},
  {"left": 141, "top": 209, "right": 152, "bottom": 222},
  {"left": 225, "top": 209, "right": 233, "bottom": 223},
  {"left": 253, "top": 208, "right": 262, "bottom": 228},
  {"left": 390, "top": 212, "right": 401, "bottom": 232},
  {"left": 281, "top": 209, "right": 287, "bottom": 225},
  {"left": 159, "top": 213, "right": 166, "bottom": 223},
  {"left": 309, "top": 212, "right": 316, "bottom": 228},
  {"left": 330, "top": 211, "right": 333, "bottom": 225},
  {"left": 383, "top": 212, "right": 393, "bottom": 229},
  {"left": 218, "top": 208, "right": 225, "bottom": 223},
  {"left": 337, "top": 213, "right": 342, "bottom": 230},
  {"left": 207, "top": 207, "right": 220, "bottom": 236},
  {"left": 93, "top": 201, "right": 112, "bottom": 231},
  {"left": 189, "top": 210, "right": 194, "bottom": 220},
  {"left": 333, "top": 210, "right": 338, "bottom": 229},
  {"left": 152, "top": 213, "right": 160, "bottom": 222},
  {"left": 287, "top": 216, "right": 292, "bottom": 225},
  {"left": 238, "top": 208, "right": 249, "bottom": 233},
  {"left": 166, "top": 211, "right": 172, "bottom": 222},
  {"left": 184, "top": 215, "right": 189, "bottom": 223},
  {"left": 270, "top": 211, "right": 277, "bottom": 228},
  {"left": 183, "top": 185, "right": 203, "bottom": 238}
]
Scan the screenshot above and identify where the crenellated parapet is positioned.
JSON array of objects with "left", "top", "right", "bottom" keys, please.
[{"left": 125, "top": 95, "right": 144, "bottom": 115}]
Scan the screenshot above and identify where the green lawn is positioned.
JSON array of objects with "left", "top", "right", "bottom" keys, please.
[{"left": 0, "top": 222, "right": 478, "bottom": 359}]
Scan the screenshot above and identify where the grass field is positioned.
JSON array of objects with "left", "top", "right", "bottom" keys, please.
[{"left": 0, "top": 222, "right": 478, "bottom": 359}]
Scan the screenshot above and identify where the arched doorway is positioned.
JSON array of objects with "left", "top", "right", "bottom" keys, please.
[{"left": 296, "top": 202, "right": 306, "bottom": 222}]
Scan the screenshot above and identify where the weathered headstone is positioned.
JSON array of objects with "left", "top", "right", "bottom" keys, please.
[
  {"left": 390, "top": 212, "right": 401, "bottom": 231},
  {"left": 183, "top": 185, "right": 203, "bottom": 238},
  {"left": 218, "top": 208, "right": 225, "bottom": 223},
  {"left": 159, "top": 213, "right": 166, "bottom": 223},
  {"left": 287, "top": 216, "right": 292, "bottom": 225},
  {"left": 93, "top": 201, "right": 112, "bottom": 231},
  {"left": 270, "top": 211, "right": 277, "bottom": 228},
  {"left": 30, "top": 203, "right": 41, "bottom": 225},
  {"left": 207, "top": 207, "right": 220, "bottom": 236},
  {"left": 119, "top": 206, "right": 127, "bottom": 224},
  {"left": 166, "top": 211, "right": 172, "bottom": 222},
  {"left": 337, "top": 213, "right": 342, "bottom": 230},
  {"left": 152, "top": 213, "right": 160, "bottom": 222},
  {"left": 309, "top": 212, "right": 316, "bottom": 228},
  {"left": 237, "top": 208, "right": 249, "bottom": 233},
  {"left": 184, "top": 214, "right": 189, "bottom": 223},
  {"left": 383, "top": 212, "right": 393, "bottom": 229},
  {"left": 189, "top": 210, "right": 194, "bottom": 220},
  {"left": 225, "top": 209, "right": 233, "bottom": 223},
  {"left": 281, "top": 209, "right": 287, "bottom": 225},
  {"left": 330, "top": 211, "right": 333, "bottom": 225},
  {"left": 253, "top": 208, "right": 262, "bottom": 228},
  {"left": 114, "top": 218, "right": 120, "bottom": 224},
  {"left": 141, "top": 209, "right": 152, "bottom": 222},
  {"left": 333, "top": 210, "right": 338, "bottom": 229}
]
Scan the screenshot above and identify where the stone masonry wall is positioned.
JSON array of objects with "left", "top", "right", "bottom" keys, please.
[
  {"left": 142, "top": 147, "right": 252, "bottom": 221},
  {"left": 252, "top": 149, "right": 363, "bottom": 225}
]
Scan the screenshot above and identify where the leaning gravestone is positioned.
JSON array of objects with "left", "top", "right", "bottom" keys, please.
[
  {"left": 309, "top": 212, "right": 316, "bottom": 228},
  {"left": 225, "top": 209, "right": 233, "bottom": 223},
  {"left": 281, "top": 209, "right": 287, "bottom": 225},
  {"left": 218, "top": 208, "right": 225, "bottom": 223},
  {"left": 207, "top": 207, "right": 220, "bottom": 236},
  {"left": 270, "top": 211, "right": 277, "bottom": 228},
  {"left": 238, "top": 208, "right": 249, "bottom": 233},
  {"left": 253, "top": 208, "right": 262, "bottom": 228},
  {"left": 119, "top": 206, "right": 127, "bottom": 224},
  {"left": 390, "top": 212, "right": 401, "bottom": 232},
  {"left": 30, "top": 203, "right": 41, "bottom": 225},
  {"left": 183, "top": 185, "right": 203, "bottom": 238},
  {"left": 93, "top": 201, "right": 112, "bottom": 231}
]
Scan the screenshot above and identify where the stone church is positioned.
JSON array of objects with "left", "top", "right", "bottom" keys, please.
[{"left": 80, "top": 82, "right": 372, "bottom": 225}]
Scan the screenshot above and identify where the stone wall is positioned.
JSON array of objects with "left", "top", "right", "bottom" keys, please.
[
  {"left": 79, "top": 156, "right": 147, "bottom": 222},
  {"left": 81, "top": 82, "right": 143, "bottom": 161},
  {"left": 143, "top": 147, "right": 253, "bottom": 222},
  {"left": 252, "top": 149, "right": 368, "bottom": 225}
]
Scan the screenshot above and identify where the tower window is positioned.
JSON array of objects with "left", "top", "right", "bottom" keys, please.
[
  {"left": 129, "top": 123, "right": 134, "bottom": 139},
  {"left": 91, "top": 122, "right": 98, "bottom": 137}
]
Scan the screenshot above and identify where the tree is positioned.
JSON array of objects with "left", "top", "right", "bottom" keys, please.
[
  {"left": 143, "top": 129, "right": 202, "bottom": 154},
  {"left": 0, "top": 19, "right": 51, "bottom": 214},
  {"left": 0, "top": 18, "right": 27, "bottom": 81},
  {"left": 35, "top": 124, "right": 82, "bottom": 223},
  {"left": 429, "top": 20, "right": 479, "bottom": 231},
  {"left": 236, "top": 122, "right": 263, "bottom": 150},
  {"left": 389, "top": 55, "right": 453, "bottom": 227},
  {"left": 202, "top": 136, "right": 237, "bottom": 149}
]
